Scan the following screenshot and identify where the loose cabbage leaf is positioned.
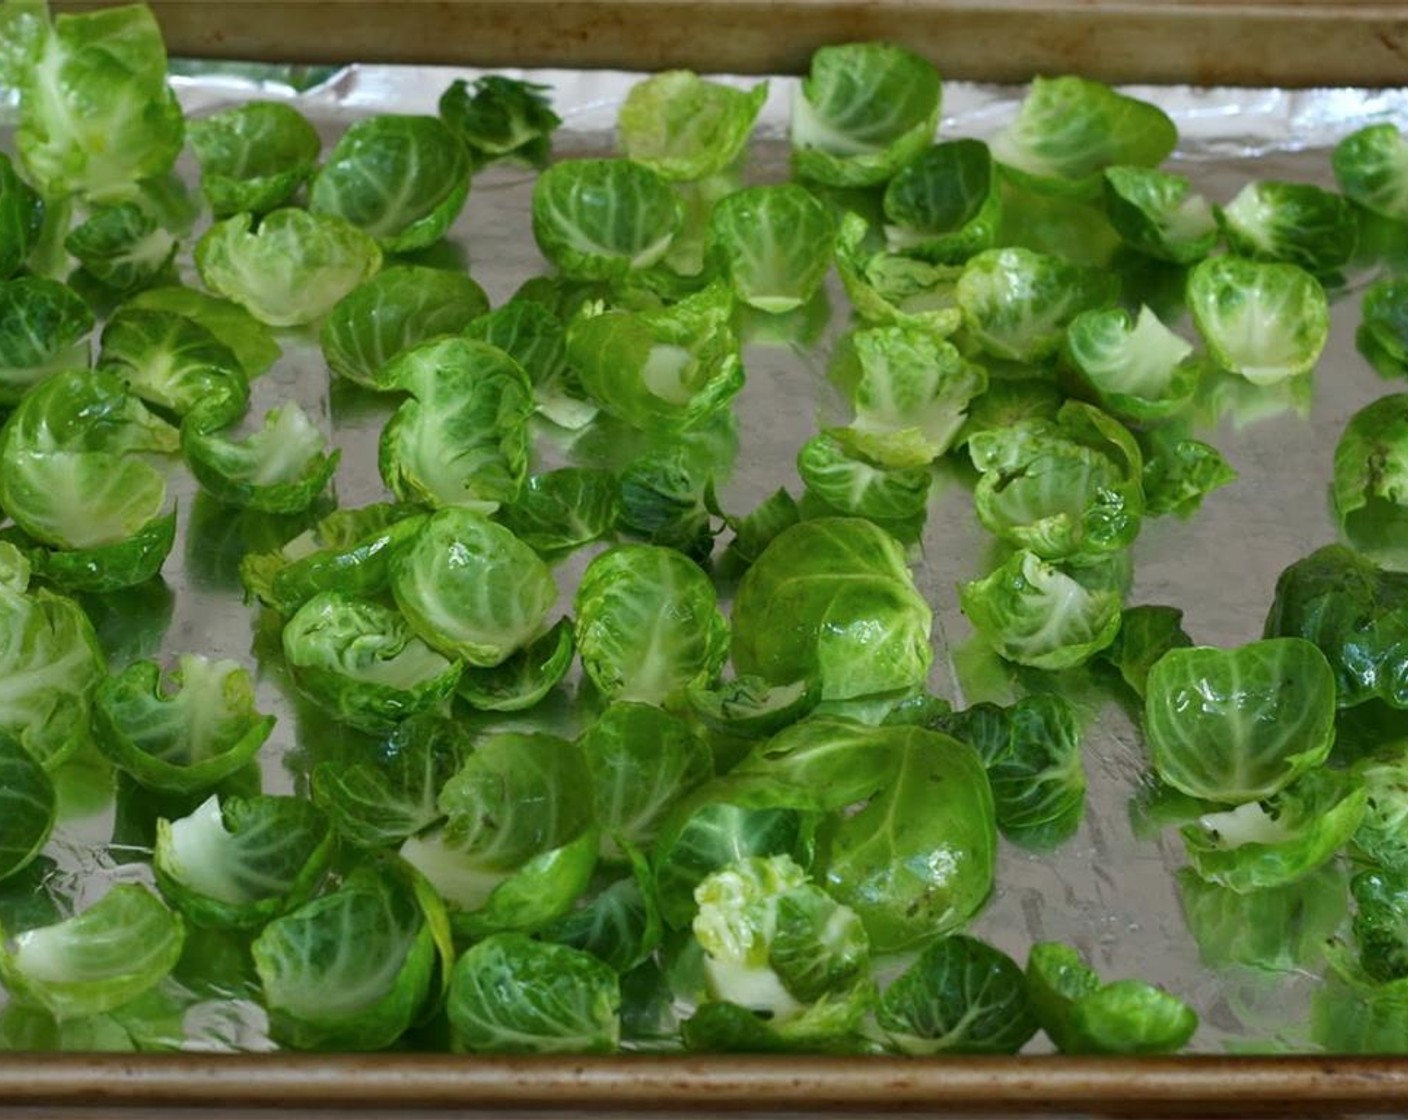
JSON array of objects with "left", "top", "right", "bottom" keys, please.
[
  {"left": 791, "top": 42, "right": 941, "bottom": 187},
  {"left": 883, "top": 140, "right": 1001, "bottom": 263},
  {"left": 1187, "top": 256, "right": 1329, "bottom": 385},
  {"left": 1180, "top": 769, "right": 1367, "bottom": 892},
  {"left": 877, "top": 935, "right": 1036, "bottom": 1054},
  {"left": 391, "top": 510, "right": 555, "bottom": 669},
  {"left": 574, "top": 543, "right": 729, "bottom": 704},
  {"left": 188, "top": 101, "right": 320, "bottom": 217},
  {"left": 94, "top": 654, "right": 276, "bottom": 793},
  {"left": 195, "top": 209, "right": 382, "bottom": 328},
  {"left": 1026, "top": 941, "right": 1196, "bottom": 1054},
  {"left": 0, "top": 733, "right": 56, "bottom": 882},
  {"left": 154, "top": 794, "right": 334, "bottom": 929},
  {"left": 732, "top": 518, "right": 931, "bottom": 701},
  {"left": 579, "top": 702, "right": 713, "bottom": 857},
  {"left": 706, "top": 184, "right": 834, "bottom": 313},
  {"left": 97, "top": 307, "right": 248, "bottom": 424},
  {"left": 1333, "top": 124, "right": 1408, "bottom": 224},
  {"left": 378, "top": 336, "right": 534, "bottom": 513},
  {"left": 310, "top": 114, "right": 471, "bottom": 253},
  {"left": 311, "top": 713, "right": 470, "bottom": 850},
  {"left": 17, "top": 5, "right": 185, "bottom": 199},
  {"left": 991, "top": 77, "right": 1175, "bottom": 193},
  {"left": 183, "top": 401, "right": 339, "bottom": 514},
  {"left": 321, "top": 265, "right": 489, "bottom": 390},
  {"left": 64, "top": 202, "right": 177, "bottom": 293},
  {"left": 532, "top": 159, "right": 681, "bottom": 280},
  {"left": 456, "top": 617, "right": 575, "bottom": 713},
  {"left": 0, "top": 276, "right": 94, "bottom": 406},
  {"left": 439, "top": 76, "right": 561, "bottom": 170},
  {"left": 252, "top": 860, "right": 441, "bottom": 1050},
  {"left": 448, "top": 933, "right": 620, "bottom": 1054},
  {"left": 1144, "top": 638, "right": 1336, "bottom": 804},
  {"left": 1334, "top": 394, "right": 1408, "bottom": 568},
  {"left": 1102, "top": 166, "right": 1217, "bottom": 265},
  {"left": 1266, "top": 544, "right": 1408, "bottom": 710},
  {"left": 1214, "top": 180, "right": 1357, "bottom": 275},
  {"left": 283, "top": 591, "right": 462, "bottom": 733},
  {"left": 931, "top": 694, "right": 1086, "bottom": 850},
  {"left": 619, "top": 72, "right": 766, "bottom": 182}
]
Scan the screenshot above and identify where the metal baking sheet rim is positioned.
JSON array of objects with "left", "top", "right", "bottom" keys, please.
[{"left": 0, "top": 1052, "right": 1403, "bottom": 1114}]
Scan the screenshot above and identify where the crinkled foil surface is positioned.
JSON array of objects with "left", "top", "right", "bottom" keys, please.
[{"left": 4, "top": 62, "right": 1408, "bottom": 1055}]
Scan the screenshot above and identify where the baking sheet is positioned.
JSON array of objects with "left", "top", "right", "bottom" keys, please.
[{"left": 2, "top": 62, "right": 1407, "bottom": 1060}]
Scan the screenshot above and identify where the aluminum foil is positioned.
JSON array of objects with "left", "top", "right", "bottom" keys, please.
[{"left": 5, "top": 63, "right": 1408, "bottom": 1055}]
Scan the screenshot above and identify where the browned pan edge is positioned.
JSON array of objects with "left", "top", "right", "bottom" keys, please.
[
  {"left": 46, "top": 0, "right": 1408, "bottom": 87},
  {"left": 0, "top": 1055, "right": 1401, "bottom": 1115}
]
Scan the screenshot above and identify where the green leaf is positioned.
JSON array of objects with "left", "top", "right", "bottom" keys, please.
[
  {"left": 1214, "top": 180, "right": 1357, "bottom": 275},
  {"left": 282, "top": 591, "right": 462, "bottom": 734},
  {"left": 574, "top": 544, "right": 729, "bottom": 705},
  {"left": 500, "top": 469, "right": 618, "bottom": 559},
  {"left": 579, "top": 702, "right": 713, "bottom": 857},
  {"left": 310, "top": 114, "right": 470, "bottom": 253},
  {"left": 619, "top": 72, "right": 766, "bottom": 182},
  {"left": 1266, "top": 544, "right": 1408, "bottom": 710},
  {"left": 877, "top": 935, "right": 1037, "bottom": 1054},
  {"left": 1102, "top": 166, "right": 1217, "bottom": 265},
  {"left": 537, "top": 847, "right": 663, "bottom": 973},
  {"left": 1098, "top": 603, "right": 1192, "bottom": 698},
  {"left": 126, "top": 286, "right": 280, "bottom": 378},
  {"left": 960, "top": 550, "right": 1123, "bottom": 671},
  {"left": 1180, "top": 769, "right": 1367, "bottom": 892},
  {"left": 1145, "top": 638, "right": 1337, "bottom": 804},
  {"left": 0, "top": 276, "right": 94, "bottom": 406},
  {"left": 0, "top": 584, "right": 105, "bottom": 770},
  {"left": 1177, "top": 864, "right": 1345, "bottom": 973},
  {"left": 932, "top": 694, "right": 1086, "bottom": 850},
  {"left": 991, "top": 77, "right": 1175, "bottom": 191},
  {"left": 439, "top": 76, "right": 561, "bottom": 170},
  {"left": 1352, "top": 869, "right": 1408, "bottom": 983},
  {"left": 0, "top": 884, "right": 184, "bottom": 1021},
  {"left": 253, "top": 860, "right": 439, "bottom": 1050},
  {"left": 791, "top": 42, "right": 941, "bottom": 188},
  {"left": 956, "top": 247, "right": 1117, "bottom": 364},
  {"left": 0, "top": 733, "right": 56, "bottom": 881},
  {"left": 391, "top": 510, "right": 556, "bottom": 668},
  {"left": 731, "top": 518, "right": 931, "bottom": 702},
  {"left": 311, "top": 713, "right": 470, "bottom": 849},
  {"left": 97, "top": 308, "right": 248, "bottom": 424},
  {"left": 64, "top": 202, "right": 177, "bottom": 293},
  {"left": 17, "top": 5, "right": 185, "bottom": 199},
  {"left": 1333, "top": 124, "right": 1408, "bottom": 224},
  {"left": 1064, "top": 305, "right": 1203, "bottom": 423},
  {"left": 1187, "top": 256, "right": 1329, "bottom": 385},
  {"left": 1026, "top": 941, "right": 1196, "bottom": 1054},
  {"left": 797, "top": 430, "right": 932, "bottom": 522},
  {"left": 0, "top": 154, "right": 44, "bottom": 280},
  {"left": 195, "top": 209, "right": 382, "bottom": 328},
  {"left": 532, "top": 159, "right": 681, "bottom": 280},
  {"left": 883, "top": 140, "right": 1002, "bottom": 263},
  {"left": 378, "top": 337, "right": 534, "bottom": 513},
  {"left": 183, "top": 401, "right": 339, "bottom": 515},
  {"left": 706, "top": 184, "right": 834, "bottom": 313},
  {"left": 188, "top": 101, "right": 320, "bottom": 217},
  {"left": 94, "top": 654, "right": 275, "bottom": 793},
  {"left": 456, "top": 618, "right": 574, "bottom": 713},
  {"left": 321, "top": 265, "right": 489, "bottom": 390},
  {"left": 567, "top": 281, "right": 743, "bottom": 432},
  {"left": 447, "top": 933, "right": 620, "bottom": 1054},
  {"left": 154, "top": 794, "right": 334, "bottom": 930}
]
